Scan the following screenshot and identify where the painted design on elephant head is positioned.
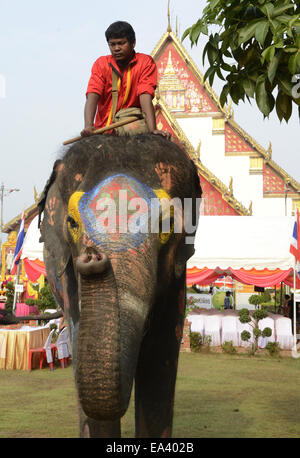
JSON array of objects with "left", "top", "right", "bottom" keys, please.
[
  {"left": 67, "top": 191, "right": 84, "bottom": 243},
  {"left": 66, "top": 174, "right": 177, "bottom": 252},
  {"left": 155, "top": 162, "right": 176, "bottom": 192},
  {"left": 46, "top": 197, "right": 59, "bottom": 226},
  {"left": 78, "top": 174, "right": 156, "bottom": 252},
  {"left": 153, "top": 188, "right": 174, "bottom": 244}
]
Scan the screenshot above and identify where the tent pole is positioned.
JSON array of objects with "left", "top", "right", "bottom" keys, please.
[
  {"left": 293, "top": 261, "right": 297, "bottom": 351},
  {"left": 12, "top": 263, "right": 21, "bottom": 313}
]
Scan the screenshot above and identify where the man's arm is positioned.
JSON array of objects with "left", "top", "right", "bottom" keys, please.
[
  {"left": 81, "top": 92, "right": 100, "bottom": 137},
  {"left": 139, "top": 93, "right": 171, "bottom": 138}
]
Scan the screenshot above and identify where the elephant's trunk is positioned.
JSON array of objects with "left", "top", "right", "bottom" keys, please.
[
  {"left": 76, "top": 249, "right": 109, "bottom": 276},
  {"left": 76, "top": 261, "right": 123, "bottom": 421}
]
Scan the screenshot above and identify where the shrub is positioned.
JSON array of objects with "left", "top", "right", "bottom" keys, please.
[
  {"left": 221, "top": 340, "right": 237, "bottom": 354},
  {"left": 190, "top": 332, "right": 202, "bottom": 352},
  {"left": 25, "top": 298, "right": 36, "bottom": 306},
  {"left": 266, "top": 342, "right": 281, "bottom": 357},
  {"left": 203, "top": 335, "right": 212, "bottom": 349},
  {"left": 248, "top": 294, "right": 263, "bottom": 308},
  {"left": 5, "top": 282, "right": 14, "bottom": 311},
  {"left": 36, "top": 283, "right": 57, "bottom": 312}
]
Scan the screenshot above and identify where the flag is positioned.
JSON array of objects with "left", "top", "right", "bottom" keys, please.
[
  {"left": 10, "top": 211, "right": 25, "bottom": 275},
  {"left": 290, "top": 208, "right": 300, "bottom": 279}
]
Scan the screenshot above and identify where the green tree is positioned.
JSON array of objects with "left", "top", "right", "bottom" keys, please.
[
  {"left": 36, "top": 283, "right": 57, "bottom": 312},
  {"left": 248, "top": 294, "right": 263, "bottom": 309},
  {"left": 5, "top": 282, "right": 14, "bottom": 312},
  {"left": 239, "top": 308, "right": 272, "bottom": 355},
  {"left": 182, "top": 0, "right": 300, "bottom": 121}
]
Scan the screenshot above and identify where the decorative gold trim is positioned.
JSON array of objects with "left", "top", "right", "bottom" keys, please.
[
  {"left": 263, "top": 192, "right": 299, "bottom": 198},
  {"left": 292, "top": 200, "right": 300, "bottom": 213},
  {"left": 225, "top": 151, "right": 260, "bottom": 157},
  {"left": 212, "top": 118, "right": 225, "bottom": 135},
  {"left": 174, "top": 112, "right": 221, "bottom": 119},
  {"left": 167, "top": 0, "right": 172, "bottom": 33},
  {"left": 151, "top": 30, "right": 232, "bottom": 118}
]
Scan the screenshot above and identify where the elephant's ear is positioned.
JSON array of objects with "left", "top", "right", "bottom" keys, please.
[
  {"left": 174, "top": 237, "right": 195, "bottom": 279},
  {"left": 174, "top": 187, "right": 201, "bottom": 279},
  {"left": 40, "top": 180, "right": 71, "bottom": 278}
]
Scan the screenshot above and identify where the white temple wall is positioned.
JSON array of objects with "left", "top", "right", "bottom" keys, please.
[
  {"left": 176, "top": 116, "right": 294, "bottom": 217},
  {"left": 177, "top": 117, "right": 212, "bottom": 151}
]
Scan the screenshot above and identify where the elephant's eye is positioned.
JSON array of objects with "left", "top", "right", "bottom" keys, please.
[{"left": 67, "top": 215, "right": 79, "bottom": 229}]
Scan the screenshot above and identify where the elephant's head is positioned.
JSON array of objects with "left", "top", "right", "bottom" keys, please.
[{"left": 40, "top": 134, "right": 201, "bottom": 424}]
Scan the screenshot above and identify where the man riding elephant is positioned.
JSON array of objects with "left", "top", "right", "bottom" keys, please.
[{"left": 80, "top": 21, "right": 170, "bottom": 139}]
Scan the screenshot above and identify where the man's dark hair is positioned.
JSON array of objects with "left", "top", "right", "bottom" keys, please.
[{"left": 105, "top": 21, "right": 136, "bottom": 44}]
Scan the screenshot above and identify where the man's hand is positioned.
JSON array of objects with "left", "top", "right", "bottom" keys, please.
[
  {"left": 80, "top": 126, "right": 96, "bottom": 137},
  {"left": 82, "top": 92, "right": 100, "bottom": 137},
  {"left": 151, "top": 129, "right": 172, "bottom": 140}
]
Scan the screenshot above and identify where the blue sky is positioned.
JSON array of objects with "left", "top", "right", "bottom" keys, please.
[{"left": 0, "top": 0, "right": 299, "bottom": 229}]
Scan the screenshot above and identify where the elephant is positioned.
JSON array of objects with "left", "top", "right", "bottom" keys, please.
[{"left": 38, "top": 133, "right": 202, "bottom": 438}]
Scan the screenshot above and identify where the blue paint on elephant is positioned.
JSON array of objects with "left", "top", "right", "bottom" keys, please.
[{"left": 78, "top": 174, "right": 158, "bottom": 252}]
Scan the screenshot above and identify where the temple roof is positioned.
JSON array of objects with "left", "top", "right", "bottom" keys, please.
[
  {"left": 151, "top": 27, "right": 300, "bottom": 199},
  {"left": 153, "top": 95, "right": 250, "bottom": 215}
]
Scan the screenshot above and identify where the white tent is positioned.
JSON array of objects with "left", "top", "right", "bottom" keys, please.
[
  {"left": 186, "top": 216, "right": 299, "bottom": 288},
  {"left": 20, "top": 215, "right": 45, "bottom": 282},
  {"left": 188, "top": 216, "right": 294, "bottom": 271},
  {"left": 21, "top": 215, "right": 44, "bottom": 262}
]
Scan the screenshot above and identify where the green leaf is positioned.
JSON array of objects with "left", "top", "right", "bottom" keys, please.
[
  {"left": 220, "top": 84, "right": 230, "bottom": 107},
  {"left": 211, "top": 0, "right": 221, "bottom": 8},
  {"left": 267, "top": 50, "right": 281, "bottom": 84},
  {"left": 276, "top": 90, "right": 292, "bottom": 122},
  {"left": 207, "top": 43, "right": 219, "bottom": 65},
  {"left": 190, "top": 24, "right": 201, "bottom": 45},
  {"left": 204, "top": 66, "right": 216, "bottom": 85},
  {"left": 242, "top": 78, "right": 255, "bottom": 98},
  {"left": 288, "top": 51, "right": 300, "bottom": 74},
  {"left": 261, "top": 45, "right": 275, "bottom": 64},
  {"left": 238, "top": 19, "right": 264, "bottom": 45},
  {"left": 255, "top": 76, "right": 274, "bottom": 116},
  {"left": 278, "top": 74, "right": 294, "bottom": 96},
  {"left": 259, "top": 3, "right": 275, "bottom": 18},
  {"left": 272, "top": 3, "right": 295, "bottom": 18},
  {"left": 230, "top": 82, "right": 245, "bottom": 105},
  {"left": 181, "top": 27, "right": 191, "bottom": 42},
  {"left": 284, "top": 47, "right": 299, "bottom": 53},
  {"left": 255, "top": 20, "right": 270, "bottom": 45}
]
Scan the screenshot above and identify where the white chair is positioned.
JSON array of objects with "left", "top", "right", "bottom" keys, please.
[
  {"left": 275, "top": 317, "right": 294, "bottom": 350},
  {"left": 258, "top": 317, "right": 275, "bottom": 348},
  {"left": 221, "top": 315, "right": 239, "bottom": 346},
  {"left": 56, "top": 327, "right": 71, "bottom": 368},
  {"left": 44, "top": 308, "right": 61, "bottom": 329},
  {"left": 189, "top": 314, "right": 205, "bottom": 336},
  {"left": 204, "top": 315, "right": 221, "bottom": 346}
]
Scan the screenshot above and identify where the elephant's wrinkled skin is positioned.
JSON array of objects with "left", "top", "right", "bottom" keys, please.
[{"left": 39, "top": 134, "right": 201, "bottom": 437}]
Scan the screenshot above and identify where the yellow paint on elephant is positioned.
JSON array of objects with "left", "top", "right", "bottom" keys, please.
[
  {"left": 68, "top": 191, "right": 84, "bottom": 242},
  {"left": 154, "top": 189, "right": 174, "bottom": 244}
]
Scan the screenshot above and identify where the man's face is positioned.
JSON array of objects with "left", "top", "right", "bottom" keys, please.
[{"left": 108, "top": 37, "right": 135, "bottom": 65}]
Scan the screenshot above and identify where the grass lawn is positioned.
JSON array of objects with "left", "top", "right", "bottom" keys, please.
[{"left": 0, "top": 352, "right": 299, "bottom": 438}]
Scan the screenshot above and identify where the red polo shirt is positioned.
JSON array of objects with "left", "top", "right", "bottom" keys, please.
[{"left": 86, "top": 52, "right": 157, "bottom": 129}]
